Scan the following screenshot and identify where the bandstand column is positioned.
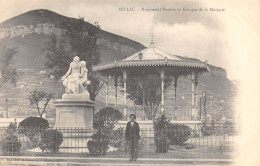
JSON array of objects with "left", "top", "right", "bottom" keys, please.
[
  {"left": 174, "top": 76, "right": 178, "bottom": 102},
  {"left": 105, "top": 73, "right": 109, "bottom": 107},
  {"left": 114, "top": 73, "right": 118, "bottom": 107},
  {"left": 195, "top": 79, "right": 198, "bottom": 107},
  {"left": 123, "top": 69, "right": 127, "bottom": 120},
  {"left": 142, "top": 74, "right": 145, "bottom": 111},
  {"left": 191, "top": 71, "right": 197, "bottom": 120},
  {"left": 160, "top": 68, "right": 165, "bottom": 114},
  {"left": 191, "top": 72, "right": 195, "bottom": 106}
]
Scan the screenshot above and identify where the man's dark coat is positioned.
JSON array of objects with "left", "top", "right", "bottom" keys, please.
[{"left": 125, "top": 121, "right": 140, "bottom": 140}]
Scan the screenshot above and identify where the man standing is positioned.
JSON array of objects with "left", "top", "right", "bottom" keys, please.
[{"left": 125, "top": 114, "right": 140, "bottom": 161}]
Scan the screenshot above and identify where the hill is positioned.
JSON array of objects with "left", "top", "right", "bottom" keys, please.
[{"left": 0, "top": 9, "right": 235, "bottom": 120}]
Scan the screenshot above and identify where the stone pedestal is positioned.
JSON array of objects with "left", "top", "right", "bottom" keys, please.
[
  {"left": 53, "top": 94, "right": 95, "bottom": 152},
  {"left": 54, "top": 94, "right": 94, "bottom": 128}
]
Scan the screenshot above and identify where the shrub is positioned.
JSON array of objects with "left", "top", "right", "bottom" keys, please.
[
  {"left": 153, "top": 115, "right": 170, "bottom": 153},
  {"left": 137, "top": 137, "right": 146, "bottom": 152},
  {"left": 87, "top": 107, "right": 122, "bottom": 156},
  {"left": 185, "top": 144, "right": 195, "bottom": 150},
  {"left": 154, "top": 130, "right": 169, "bottom": 153},
  {"left": 40, "top": 129, "right": 63, "bottom": 153},
  {"left": 154, "top": 115, "right": 191, "bottom": 151},
  {"left": 167, "top": 124, "right": 191, "bottom": 145},
  {"left": 6, "top": 122, "right": 17, "bottom": 135},
  {"left": 109, "top": 127, "right": 126, "bottom": 152},
  {"left": 153, "top": 114, "right": 170, "bottom": 130},
  {"left": 201, "top": 120, "right": 215, "bottom": 136},
  {"left": 93, "top": 107, "right": 123, "bottom": 129},
  {"left": 223, "top": 121, "right": 234, "bottom": 134},
  {"left": 1, "top": 133, "right": 21, "bottom": 153},
  {"left": 18, "top": 117, "right": 49, "bottom": 142},
  {"left": 110, "top": 127, "right": 146, "bottom": 153},
  {"left": 87, "top": 127, "right": 111, "bottom": 156}
]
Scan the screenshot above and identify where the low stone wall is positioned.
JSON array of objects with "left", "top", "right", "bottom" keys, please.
[{"left": 115, "top": 120, "right": 202, "bottom": 130}]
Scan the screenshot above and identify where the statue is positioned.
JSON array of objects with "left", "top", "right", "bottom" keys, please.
[
  {"left": 77, "top": 61, "right": 90, "bottom": 94},
  {"left": 54, "top": 58, "right": 94, "bottom": 131},
  {"left": 61, "top": 56, "right": 90, "bottom": 95}
]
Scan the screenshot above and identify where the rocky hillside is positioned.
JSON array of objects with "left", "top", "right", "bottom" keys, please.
[
  {"left": 0, "top": 9, "right": 235, "bottom": 120},
  {"left": 0, "top": 9, "right": 145, "bottom": 68}
]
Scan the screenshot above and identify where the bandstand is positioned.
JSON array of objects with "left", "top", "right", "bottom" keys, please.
[{"left": 93, "top": 42, "right": 209, "bottom": 129}]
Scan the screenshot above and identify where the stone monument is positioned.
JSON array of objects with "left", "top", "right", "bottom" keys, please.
[
  {"left": 54, "top": 56, "right": 93, "bottom": 128},
  {"left": 53, "top": 57, "right": 93, "bottom": 152}
]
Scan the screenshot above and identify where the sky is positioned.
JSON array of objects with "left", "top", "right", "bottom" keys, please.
[{"left": 0, "top": 0, "right": 259, "bottom": 81}]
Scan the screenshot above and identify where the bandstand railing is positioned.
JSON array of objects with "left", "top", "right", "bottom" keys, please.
[{"left": 100, "top": 105, "right": 200, "bottom": 121}]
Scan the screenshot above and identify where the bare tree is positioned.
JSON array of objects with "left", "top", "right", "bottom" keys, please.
[{"left": 28, "top": 90, "right": 54, "bottom": 118}]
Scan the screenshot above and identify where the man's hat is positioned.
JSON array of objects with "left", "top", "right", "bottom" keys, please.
[{"left": 129, "top": 114, "right": 136, "bottom": 119}]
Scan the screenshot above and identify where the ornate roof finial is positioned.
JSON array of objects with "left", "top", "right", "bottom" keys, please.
[{"left": 150, "top": 26, "right": 155, "bottom": 47}]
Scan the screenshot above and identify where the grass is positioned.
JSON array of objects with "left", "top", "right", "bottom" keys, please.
[{"left": 2, "top": 144, "right": 233, "bottom": 159}]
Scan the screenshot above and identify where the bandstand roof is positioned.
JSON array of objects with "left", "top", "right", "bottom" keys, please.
[
  {"left": 93, "top": 46, "right": 209, "bottom": 73},
  {"left": 123, "top": 47, "right": 181, "bottom": 61}
]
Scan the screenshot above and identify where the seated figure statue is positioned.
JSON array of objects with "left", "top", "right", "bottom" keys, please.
[
  {"left": 77, "top": 61, "right": 90, "bottom": 94},
  {"left": 61, "top": 56, "right": 81, "bottom": 94}
]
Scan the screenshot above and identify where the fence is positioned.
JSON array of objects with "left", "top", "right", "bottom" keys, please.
[
  {"left": 0, "top": 124, "right": 235, "bottom": 159},
  {"left": 105, "top": 105, "right": 196, "bottom": 121}
]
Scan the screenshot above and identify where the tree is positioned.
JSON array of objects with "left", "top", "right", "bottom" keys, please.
[
  {"left": 87, "top": 107, "right": 122, "bottom": 156},
  {"left": 0, "top": 46, "right": 18, "bottom": 88},
  {"left": 42, "top": 19, "right": 103, "bottom": 101},
  {"left": 87, "top": 72, "right": 104, "bottom": 101},
  {"left": 125, "top": 75, "right": 172, "bottom": 120},
  {"left": 28, "top": 89, "right": 54, "bottom": 118},
  {"left": 66, "top": 19, "right": 102, "bottom": 101},
  {"left": 42, "top": 35, "right": 74, "bottom": 79}
]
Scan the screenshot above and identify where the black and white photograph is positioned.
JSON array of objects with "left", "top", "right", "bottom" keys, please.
[{"left": 0, "top": 0, "right": 259, "bottom": 165}]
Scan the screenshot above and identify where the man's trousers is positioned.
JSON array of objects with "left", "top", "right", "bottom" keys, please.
[{"left": 129, "top": 138, "right": 138, "bottom": 159}]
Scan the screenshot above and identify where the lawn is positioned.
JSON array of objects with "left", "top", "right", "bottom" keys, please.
[{"left": 1, "top": 134, "right": 235, "bottom": 160}]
